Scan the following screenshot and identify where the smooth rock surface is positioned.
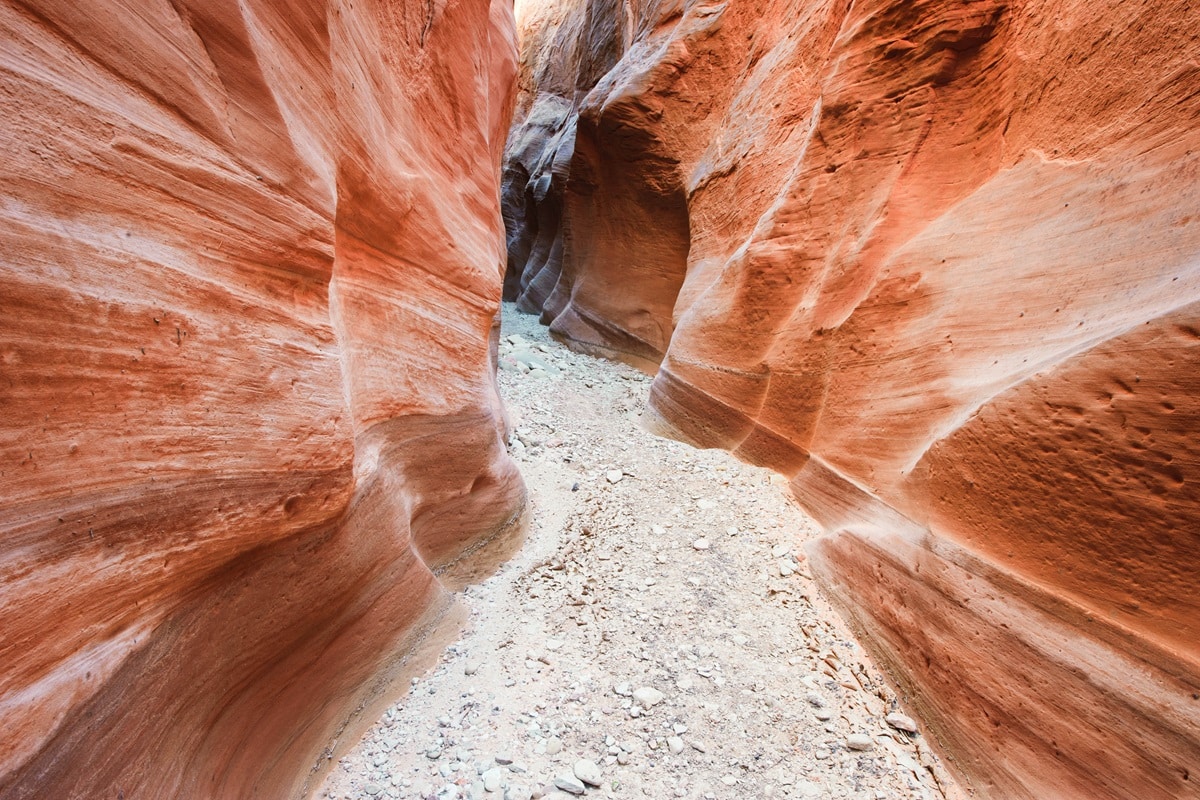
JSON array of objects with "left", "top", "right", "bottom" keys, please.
[
  {"left": 503, "top": 0, "right": 1200, "bottom": 797},
  {"left": 0, "top": 0, "right": 523, "bottom": 797}
]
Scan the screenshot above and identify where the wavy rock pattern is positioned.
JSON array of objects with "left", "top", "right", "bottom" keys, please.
[
  {"left": 505, "top": 0, "right": 1200, "bottom": 796},
  {"left": 0, "top": 0, "right": 522, "bottom": 796}
]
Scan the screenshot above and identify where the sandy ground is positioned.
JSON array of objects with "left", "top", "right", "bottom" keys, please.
[{"left": 318, "top": 304, "right": 962, "bottom": 800}]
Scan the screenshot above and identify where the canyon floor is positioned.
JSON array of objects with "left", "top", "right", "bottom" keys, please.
[{"left": 318, "top": 305, "right": 964, "bottom": 800}]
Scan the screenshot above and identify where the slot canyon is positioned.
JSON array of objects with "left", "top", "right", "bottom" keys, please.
[{"left": 1, "top": 1, "right": 1197, "bottom": 799}]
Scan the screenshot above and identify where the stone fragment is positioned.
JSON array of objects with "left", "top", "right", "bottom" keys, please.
[
  {"left": 573, "top": 759, "right": 602, "bottom": 787},
  {"left": 886, "top": 713, "right": 919, "bottom": 733},
  {"left": 483, "top": 767, "right": 503, "bottom": 792},
  {"left": 846, "top": 734, "right": 874, "bottom": 751},
  {"left": 553, "top": 774, "right": 585, "bottom": 795}
]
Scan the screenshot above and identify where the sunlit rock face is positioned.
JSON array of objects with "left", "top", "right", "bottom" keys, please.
[
  {"left": 0, "top": 0, "right": 522, "bottom": 796},
  {"left": 505, "top": 0, "right": 1200, "bottom": 796}
]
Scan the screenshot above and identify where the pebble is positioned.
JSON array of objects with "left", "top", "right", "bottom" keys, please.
[
  {"left": 505, "top": 788, "right": 532, "bottom": 800},
  {"left": 886, "top": 713, "right": 919, "bottom": 733},
  {"left": 573, "top": 759, "right": 602, "bottom": 787},
  {"left": 667, "top": 736, "right": 685, "bottom": 755},
  {"left": 545, "top": 737, "right": 563, "bottom": 755},
  {"left": 606, "top": 470, "right": 624, "bottom": 484},
  {"left": 846, "top": 734, "right": 875, "bottom": 751},
  {"left": 483, "top": 767, "right": 503, "bottom": 792},
  {"left": 554, "top": 774, "right": 586, "bottom": 795},
  {"left": 691, "top": 538, "right": 710, "bottom": 551},
  {"left": 495, "top": 753, "right": 514, "bottom": 765},
  {"left": 632, "top": 686, "right": 665, "bottom": 707}
]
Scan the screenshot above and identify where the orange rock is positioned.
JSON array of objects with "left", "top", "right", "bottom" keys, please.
[
  {"left": 0, "top": 0, "right": 522, "bottom": 796},
  {"left": 506, "top": 0, "right": 1200, "bottom": 796}
]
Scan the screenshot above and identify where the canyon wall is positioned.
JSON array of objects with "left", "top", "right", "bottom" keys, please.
[
  {"left": 505, "top": 0, "right": 1200, "bottom": 796},
  {"left": 0, "top": 0, "right": 521, "bottom": 797}
]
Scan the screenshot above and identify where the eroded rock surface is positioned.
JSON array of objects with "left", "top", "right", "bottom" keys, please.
[
  {"left": 505, "top": 0, "right": 1200, "bottom": 796},
  {"left": 0, "top": 1, "right": 522, "bottom": 797}
]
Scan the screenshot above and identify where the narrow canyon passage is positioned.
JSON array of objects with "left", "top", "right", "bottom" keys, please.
[
  {"left": 3, "top": 0, "right": 1199, "bottom": 797},
  {"left": 319, "top": 306, "right": 959, "bottom": 800}
]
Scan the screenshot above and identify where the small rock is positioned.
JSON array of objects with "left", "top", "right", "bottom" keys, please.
[
  {"left": 846, "top": 734, "right": 874, "bottom": 751},
  {"left": 505, "top": 787, "right": 532, "bottom": 800},
  {"left": 464, "top": 658, "right": 483, "bottom": 676},
  {"left": 495, "top": 753, "right": 514, "bottom": 765},
  {"left": 632, "top": 686, "right": 665, "bottom": 707},
  {"left": 778, "top": 559, "right": 796, "bottom": 577},
  {"left": 573, "top": 759, "right": 602, "bottom": 787},
  {"left": 613, "top": 681, "right": 633, "bottom": 697},
  {"left": 426, "top": 748, "right": 443, "bottom": 760},
  {"left": 553, "top": 774, "right": 585, "bottom": 795},
  {"left": 691, "top": 538, "right": 710, "bottom": 551},
  {"left": 483, "top": 767, "right": 503, "bottom": 792},
  {"left": 806, "top": 691, "right": 827, "bottom": 708},
  {"left": 886, "top": 712, "right": 919, "bottom": 733},
  {"left": 667, "top": 736, "right": 685, "bottom": 755},
  {"left": 606, "top": 470, "right": 624, "bottom": 484},
  {"left": 364, "top": 785, "right": 383, "bottom": 797},
  {"left": 696, "top": 499, "right": 717, "bottom": 510},
  {"left": 545, "top": 737, "right": 563, "bottom": 755}
]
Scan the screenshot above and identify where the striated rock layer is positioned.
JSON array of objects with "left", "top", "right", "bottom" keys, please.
[
  {"left": 0, "top": 0, "right": 522, "bottom": 797},
  {"left": 506, "top": 0, "right": 1200, "bottom": 796}
]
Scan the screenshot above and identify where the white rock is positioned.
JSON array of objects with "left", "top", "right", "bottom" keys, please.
[
  {"left": 886, "top": 712, "right": 919, "bottom": 733},
  {"left": 573, "top": 759, "right": 602, "bottom": 787},
  {"left": 846, "top": 734, "right": 874, "bottom": 751},
  {"left": 692, "top": 538, "right": 710, "bottom": 551},
  {"left": 482, "top": 767, "right": 503, "bottom": 792},
  {"left": 667, "top": 736, "right": 685, "bottom": 755},
  {"left": 606, "top": 470, "right": 624, "bottom": 484},
  {"left": 545, "top": 737, "right": 563, "bottom": 755},
  {"left": 632, "top": 686, "right": 665, "bottom": 707}
]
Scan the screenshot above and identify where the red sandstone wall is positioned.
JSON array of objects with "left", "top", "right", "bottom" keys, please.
[
  {"left": 0, "top": 1, "right": 521, "bottom": 796},
  {"left": 505, "top": 0, "right": 1200, "bottom": 796}
]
